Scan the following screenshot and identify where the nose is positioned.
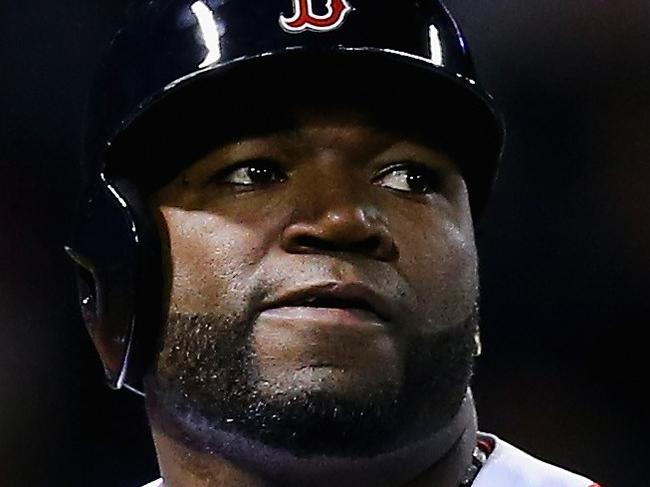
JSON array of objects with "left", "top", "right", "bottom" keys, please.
[{"left": 280, "top": 176, "right": 398, "bottom": 262}]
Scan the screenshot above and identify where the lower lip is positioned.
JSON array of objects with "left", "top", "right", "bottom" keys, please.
[{"left": 258, "top": 306, "right": 385, "bottom": 328}]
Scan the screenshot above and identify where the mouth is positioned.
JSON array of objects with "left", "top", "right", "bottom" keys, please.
[{"left": 259, "top": 283, "right": 392, "bottom": 324}]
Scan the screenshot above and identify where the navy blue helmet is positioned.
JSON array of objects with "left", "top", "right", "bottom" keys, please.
[{"left": 67, "top": 0, "right": 504, "bottom": 393}]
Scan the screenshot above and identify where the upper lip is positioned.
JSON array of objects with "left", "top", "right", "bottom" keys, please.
[{"left": 260, "top": 282, "right": 393, "bottom": 322}]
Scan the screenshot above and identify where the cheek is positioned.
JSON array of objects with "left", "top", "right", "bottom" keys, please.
[
  {"left": 162, "top": 207, "right": 268, "bottom": 314},
  {"left": 395, "top": 216, "right": 478, "bottom": 330}
]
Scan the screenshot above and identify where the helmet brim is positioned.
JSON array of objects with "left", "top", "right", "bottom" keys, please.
[{"left": 108, "top": 47, "right": 504, "bottom": 214}]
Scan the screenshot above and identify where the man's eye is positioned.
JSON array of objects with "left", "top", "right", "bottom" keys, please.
[
  {"left": 373, "top": 163, "right": 443, "bottom": 194},
  {"left": 211, "top": 159, "right": 287, "bottom": 186}
]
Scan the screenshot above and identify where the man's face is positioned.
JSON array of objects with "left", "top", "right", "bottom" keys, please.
[{"left": 145, "top": 105, "right": 479, "bottom": 458}]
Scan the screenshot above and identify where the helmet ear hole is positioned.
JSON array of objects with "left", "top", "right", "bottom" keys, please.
[
  {"left": 74, "top": 263, "right": 100, "bottom": 327},
  {"left": 65, "top": 246, "right": 101, "bottom": 328}
]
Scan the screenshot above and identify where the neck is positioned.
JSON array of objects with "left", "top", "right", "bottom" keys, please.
[{"left": 149, "top": 392, "right": 478, "bottom": 487}]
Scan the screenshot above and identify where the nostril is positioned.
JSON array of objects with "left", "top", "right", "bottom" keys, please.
[
  {"left": 357, "top": 235, "right": 381, "bottom": 253},
  {"left": 293, "top": 235, "right": 340, "bottom": 252}
]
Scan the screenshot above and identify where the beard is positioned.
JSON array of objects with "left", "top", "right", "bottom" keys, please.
[{"left": 145, "top": 306, "right": 478, "bottom": 459}]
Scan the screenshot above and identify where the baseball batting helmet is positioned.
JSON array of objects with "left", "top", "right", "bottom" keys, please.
[{"left": 67, "top": 0, "right": 504, "bottom": 394}]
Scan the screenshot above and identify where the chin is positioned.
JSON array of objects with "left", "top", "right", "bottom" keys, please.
[
  {"left": 147, "top": 310, "right": 477, "bottom": 458},
  {"left": 252, "top": 362, "right": 403, "bottom": 402}
]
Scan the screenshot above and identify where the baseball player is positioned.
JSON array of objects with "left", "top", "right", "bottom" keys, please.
[{"left": 66, "top": 0, "right": 601, "bottom": 486}]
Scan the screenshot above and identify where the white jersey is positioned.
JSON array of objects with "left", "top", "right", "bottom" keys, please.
[
  {"left": 141, "top": 434, "right": 599, "bottom": 487},
  {"left": 474, "top": 434, "right": 598, "bottom": 487}
]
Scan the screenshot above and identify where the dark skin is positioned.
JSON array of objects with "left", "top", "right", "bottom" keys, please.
[{"left": 143, "top": 106, "right": 480, "bottom": 487}]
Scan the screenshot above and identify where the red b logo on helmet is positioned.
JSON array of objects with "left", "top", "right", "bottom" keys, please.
[{"left": 280, "top": 0, "right": 353, "bottom": 33}]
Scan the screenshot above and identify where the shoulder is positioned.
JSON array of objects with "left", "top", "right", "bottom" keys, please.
[
  {"left": 141, "top": 480, "right": 163, "bottom": 487},
  {"left": 473, "top": 434, "right": 600, "bottom": 487}
]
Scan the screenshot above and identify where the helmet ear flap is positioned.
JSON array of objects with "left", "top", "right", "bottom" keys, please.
[
  {"left": 66, "top": 180, "right": 142, "bottom": 390},
  {"left": 107, "top": 177, "right": 166, "bottom": 394}
]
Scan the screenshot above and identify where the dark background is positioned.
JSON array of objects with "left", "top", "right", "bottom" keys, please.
[{"left": 0, "top": 1, "right": 647, "bottom": 485}]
